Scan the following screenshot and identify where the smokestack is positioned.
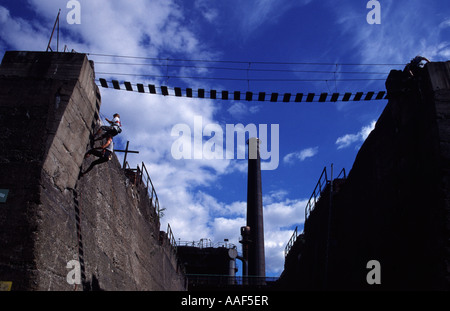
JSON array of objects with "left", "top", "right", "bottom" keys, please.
[{"left": 246, "top": 137, "right": 265, "bottom": 279}]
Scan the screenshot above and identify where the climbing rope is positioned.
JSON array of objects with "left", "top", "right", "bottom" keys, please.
[{"left": 72, "top": 183, "right": 86, "bottom": 291}]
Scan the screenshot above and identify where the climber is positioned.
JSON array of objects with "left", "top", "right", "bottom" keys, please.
[
  {"left": 404, "top": 56, "right": 430, "bottom": 77},
  {"left": 94, "top": 113, "right": 122, "bottom": 141},
  {"left": 80, "top": 134, "right": 114, "bottom": 177}
]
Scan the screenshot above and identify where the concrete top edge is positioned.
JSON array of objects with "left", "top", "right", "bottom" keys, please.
[
  {"left": 0, "top": 50, "right": 93, "bottom": 80},
  {"left": 1, "top": 50, "right": 88, "bottom": 64}
]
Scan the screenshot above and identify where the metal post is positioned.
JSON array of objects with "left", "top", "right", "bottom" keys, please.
[
  {"left": 123, "top": 141, "right": 129, "bottom": 168},
  {"left": 114, "top": 141, "right": 139, "bottom": 169},
  {"left": 46, "top": 9, "right": 61, "bottom": 52}
]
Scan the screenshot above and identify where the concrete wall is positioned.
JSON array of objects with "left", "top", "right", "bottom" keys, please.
[
  {"left": 69, "top": 153, "right": 186, "bottom": 291},
  {"left": 0, "top": 51, "right": 186, "bottom": 291},
  {"left": 279, "top": 62, "right": 450, "bottom": 290}
]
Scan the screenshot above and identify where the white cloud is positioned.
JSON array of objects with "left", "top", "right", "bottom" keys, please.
[
  {"left": 264, "top": 198, "right": 307, "bottom": 231},
  {"left": 360, "top": 120, "right": 376, "bottom": 140},
  {"left": 227, "top": 159, "right": 247, "bottom": 174},
  {"left": 0, "top": 6, "right": 49, "bottom": 52},
  {"left": 262, "top": 195, "right": 308, "bottom": 275},
  {"left": 336, "top": 120, "right": 376, "bottom": 150},
  {"left": 211, "top": 217, "right": 245, "bottom": 245},
  {"left": 329, "top": 0, "right": 450, "bottom": 66},
  {"left": 227, "top": 102, "right": 261, "bottom": 118},
  {"left": 227, "top": 102, "right": 248, "bottom": 118},
  {"left": 264, "top": 229, "right": 293, "bottom": 274},
  {"left": 235, "top": 0, "right": 313, "bottom": 38},
  {"left": 283, "top": 146, "right": 319, "bottom": 164},
  {"left": 171, "top": 187, "right": 307, "bottom": 276},
  {"left": 439, "top": 18, "right": 450, "bottom": 29},
  {"left": 195, "top": 0, "right": 219, "bottom": 23},
  {"left": 335, "top": 133, "right": 360, "bottom": 150},
  {"left": 263, "top": 189, "right": 288, "bottom": 204}
]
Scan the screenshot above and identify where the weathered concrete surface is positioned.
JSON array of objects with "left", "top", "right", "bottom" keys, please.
[
  {"left": 279, "top": 62, "right": 450, "bottom": 290},
  {"left": 0, "top": 51, "right": 96, "bottom": 290},
  {"left": 0, "top": 51, "right": 186, "bottom": 291},
  {"left": 68, "top": 151, "right": 186, "bottom": 291}
]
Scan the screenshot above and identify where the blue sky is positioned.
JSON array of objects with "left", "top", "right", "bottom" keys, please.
[{"left": 1, "top": 0, "right": 450, "bottom": 277}]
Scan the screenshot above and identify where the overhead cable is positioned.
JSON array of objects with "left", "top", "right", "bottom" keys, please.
[
  {"left": 87, "top": 52, "right": 405, "bottom": 67},
  {"left": 96, "top": 71, "right": 386, "bottom": 82},
  {"left": 94, "top": 61, "right": 390, "bottom": 75}
]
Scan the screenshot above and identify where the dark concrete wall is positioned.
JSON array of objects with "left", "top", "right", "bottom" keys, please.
[
  {"left": 0, "top": 51, "right": 95, "bottom": 290},
  {"left": 0, "top": 51, "right": 186, "bottom": 291},
  {"left": 280, "top": 62, "right": 450, "bottom": 290},
  {"left": 71, "top": 152, "right": 186, "bottom": 291}
]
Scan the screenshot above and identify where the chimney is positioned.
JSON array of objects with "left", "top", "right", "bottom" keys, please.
[{"left": 246, "top": 137, "right": 265, "bottom": 280}]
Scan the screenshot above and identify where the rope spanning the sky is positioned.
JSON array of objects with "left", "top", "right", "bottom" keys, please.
[
  {"left": 94, "top": 62, "right": 391, "bottom": 75},
  {"left": 95, "top": 72, "right": 387, "bottom": 82},
  {"left": 89, "top": 52, "right": 401, "bottom": 102},
  {"left": 88, "top": 52, "right": 404, "bottom": 83},
  {"left": 96, "top": 78, "right": 388, "bottom": 103},
  {"left": 87, "top": 52, "right": 405, "bottom": 67}
]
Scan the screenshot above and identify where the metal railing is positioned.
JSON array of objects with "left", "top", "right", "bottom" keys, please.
[
  {"left": 284, "top": 167, "right": 329, "bottom": 259},
  {"left": 336, "top": 167, "right": 347, "bottom": 180},
  {"left": 186, "top": 274, "right": 279, "bottom": 287},
  {"left": 284, "top": 226, "right": 299, "bottom": 257},
  {"left": 304, "top": 167, "right": 329, "bottom": 221},
  {"left": 178, "top": 239, "right": 237, "bottom": 250},
  {"left": 140, "top": 162, "right": 161, "bottom": 218},
  {"left": 284, "top": 166, "right": 348, "bottom": 258},
  {"left": 166, "top": 223, "right": 177, "bottom": 254},
  {"left": 123, "top": 161, "right": 162, "bottom": 219},
  {"left": 121, "top": 161, "right": 180, "bottom": 267}
]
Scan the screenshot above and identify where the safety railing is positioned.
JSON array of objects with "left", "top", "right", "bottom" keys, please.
[
  {"left": 284, "top": 226, "right": 298, "bottom": 257},
  {"left": 123, "top": 161, "right": 162, "bottom": 219},
  {"left": 166, "top": 223, "right": 177, "bottom": 253},
  {"left": 186, "top": 274, "right": 279, "bottom": 287},
  {"left": 178, "top": 239, "right": 237, "bottom": 250},
  {"left": 140, "top": 162, "right": 161, "bottom": 218},
  {"left": 336, "top": 167, "right": 347, "bottom": 180},
  {"left": 284, "top": 166, "right": 348, "bottom": 258},
  {"left": 122, "top": 160, "right": 180, "bottom": 264},
  {"left": 159, "top": 223, "right": 184, "bottom": 274},
  {"left": 304, "top": 167, "right": 329, "bottom": 221}
]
